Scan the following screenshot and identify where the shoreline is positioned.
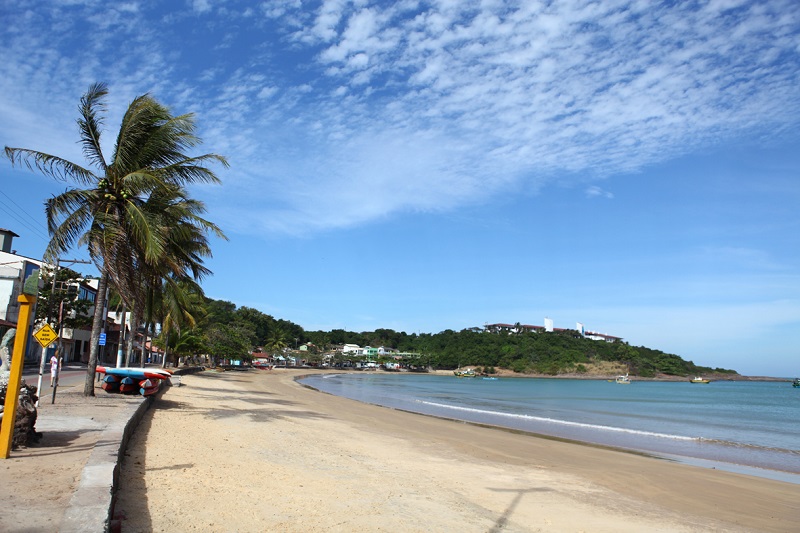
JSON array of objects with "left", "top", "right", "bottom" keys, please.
[
  {"left": 114, "top": 368, "right": 800, "bottom": 532},
  {"left": 298, "top": 371, "right": 800, "bottom": 483}
]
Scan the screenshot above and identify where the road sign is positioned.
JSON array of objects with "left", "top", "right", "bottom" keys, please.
[
  {"left": 33, "top": 324, "right": 58, "bottom": 349},
  {"left": 99, "top": 333, "right": 106, "bottom": 346}
]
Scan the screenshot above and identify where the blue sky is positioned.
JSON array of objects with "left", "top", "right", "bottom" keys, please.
[{"left": 1, "top": 1, "right": 799, "bottom": 376}]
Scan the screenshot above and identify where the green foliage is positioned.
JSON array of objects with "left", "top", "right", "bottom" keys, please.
[
  {"left": 183, "top": 298, "right": 732, "bottom": 377},
  {"left": 35, "top": 266, "right": 93, "bottom": 330}
]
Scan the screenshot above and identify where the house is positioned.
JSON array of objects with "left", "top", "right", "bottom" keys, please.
[
  {"left": 584, "top": 331, "right": 622, "bottom": 343},
  {"left": 0, "top": 228, "right": 100, "bottom": 364},
  {"left": 484, "top": 323, "right": 516, "bottom": 334},
  {"left": 482, "top": 316, "right": 623, "bottom": 343}
]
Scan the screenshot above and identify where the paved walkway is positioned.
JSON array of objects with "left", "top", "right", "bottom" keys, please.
[{"left": 1, "top": 368, "right": 190, "bottom": 532}]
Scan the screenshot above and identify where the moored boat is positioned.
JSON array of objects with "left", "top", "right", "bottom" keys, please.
[
  {"left": 690, "top": 377, "right": 711, "bottom": 384},
  {"left": 793, "top": 378, "right": 799, "bottom": 388},
  {"left": 454, "top": 368, "right": 476, "bottom": 378},
  {"left": 615, "top": 374, "right": 631, "bottom": 384}
]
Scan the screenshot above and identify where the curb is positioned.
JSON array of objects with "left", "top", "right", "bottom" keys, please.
[
  {"left": 58, "top": 387, "right": 161, "bottom": 532},
  {"left": 58, "top": 367, "right": 203, "bottom": 533}
]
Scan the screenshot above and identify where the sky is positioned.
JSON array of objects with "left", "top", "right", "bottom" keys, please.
[{"left": 1, "top": 0, "right": 799, "bottom": 377}]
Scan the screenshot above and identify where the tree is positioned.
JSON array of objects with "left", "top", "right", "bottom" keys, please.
[
  {"left": 204, "top": 323, "right": 255, "bottom": 365},
  {"left": 264, "top": 328, "right": 289, "bottom": 357},
  {"left": 5, "top": 82, "right": 227, "bottom": 395},
  {"left": 35, "top": 266, "right": 93, "bottom": 331}
]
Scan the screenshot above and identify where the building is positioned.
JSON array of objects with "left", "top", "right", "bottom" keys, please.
[
  {"left": 483, "top": 316, "right": 622, "bottom": 343},
  {"left": 0, "top": 229, "right": 100, "bottom": 364}
]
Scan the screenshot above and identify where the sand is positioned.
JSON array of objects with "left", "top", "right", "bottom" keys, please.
[{"left": 112, "top": 370, "right": 800, "bottom": 532}]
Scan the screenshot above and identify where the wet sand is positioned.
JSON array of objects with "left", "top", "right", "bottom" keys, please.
[{"left": 114, "top": 369, "right": 800, "bottom": 532}]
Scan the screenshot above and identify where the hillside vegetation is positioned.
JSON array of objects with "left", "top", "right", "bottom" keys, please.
[
  {"left": 306, "top": 327, "right": 737, "bottom": 378},
  {"left": 172, "top": 298, "right": 736, "bottom": 377}
]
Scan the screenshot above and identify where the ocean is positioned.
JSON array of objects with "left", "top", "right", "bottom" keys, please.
[{"left": 298, "top": 372, "right": 800, "bottom": 483}]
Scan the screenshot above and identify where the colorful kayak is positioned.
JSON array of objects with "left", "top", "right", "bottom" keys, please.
[
  {"left": 101, "top": 374, "right": 120, "bottom": 392},
  {"left": 96, "top": 366, "right": 171, "bottom": 380},
  {"left": 119, "top": 376, "right": 138, "bottom": 394},
  {"left": 139, "top": 378, "right": 160, "bottom": 396}
]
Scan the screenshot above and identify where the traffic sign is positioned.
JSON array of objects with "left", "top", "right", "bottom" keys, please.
[
  {"left": 99, "top": 333, "right": 106, "bottom": 346},
  {"left": 33, "top": 324, "right": 58, "bottom": 349}
]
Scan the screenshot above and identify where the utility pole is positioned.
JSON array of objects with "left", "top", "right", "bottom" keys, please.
[{"left": 34, "top": 258, "right": 90, "bottom": 406}]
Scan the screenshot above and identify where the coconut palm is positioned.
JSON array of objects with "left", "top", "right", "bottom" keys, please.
[
  {"left": 135, "top": 184, "right": 225, "bottom": 366},
  {"left": 4, "top": 82, "right": 227, "bottom": 395}
]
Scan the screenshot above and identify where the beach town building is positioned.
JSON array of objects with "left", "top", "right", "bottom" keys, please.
[
  {"left": 0, "top": 228, "right": 126, "bottom": 366},
  {"left": 342, "top": 343, "right": 361, "bottom": 354},
  {"left": 483, "top": 318, "right": 622, "bottom": 343}
]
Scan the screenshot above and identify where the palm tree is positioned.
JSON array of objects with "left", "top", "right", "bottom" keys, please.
[
  {"left": 264, "top": 328, "right": 290, "bottom": 365},
  {"left": 5, "top": 82, "right": 227, "bottom": 395},
  {"left": 136, "top": 185, "right": 225, "bottom": 366},
  {"left": 152, "top": 279, "right": 207, "bottom": 367}
]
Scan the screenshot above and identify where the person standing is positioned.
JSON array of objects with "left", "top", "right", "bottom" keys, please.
[{"left": 50, "top": 352, "right": 60, "bottom": 387}]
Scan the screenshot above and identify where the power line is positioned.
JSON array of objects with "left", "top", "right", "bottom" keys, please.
[{"left": 0, "top": 190, "right": 50, "bottom": 241}]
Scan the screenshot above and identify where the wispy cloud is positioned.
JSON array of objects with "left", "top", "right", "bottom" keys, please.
[
  {"left": 585, "top": 185, "right": 614, "bottom": 199},
  {"left": 1, "top": 1, "right": 798, "bottom": 236}
]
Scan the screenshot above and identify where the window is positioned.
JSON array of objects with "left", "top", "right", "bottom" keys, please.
[{"left": 78, "top": 286, "right": 96, "bottom": 303}]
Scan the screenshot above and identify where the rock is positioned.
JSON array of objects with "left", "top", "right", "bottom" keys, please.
[{"left": 0, "top": 379, "right": 40, "bottom": 448}]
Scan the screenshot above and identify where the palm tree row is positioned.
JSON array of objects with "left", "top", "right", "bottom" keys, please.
[{"left": 5, "top": 82, "right": 227, "bottom": 396}]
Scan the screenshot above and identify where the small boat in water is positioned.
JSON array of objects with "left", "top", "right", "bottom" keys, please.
[
  {"left": 690, "top": 377, "right": 711, "bottom": 384},
  {"left": 454, "top": 368, "right": 476, "bottom": 378},
  {"left": 615, "top": 374, "right": 631, "bottom": 384},
  {"left": 793, "top": 378, "right": 799, "bottom": 388}
]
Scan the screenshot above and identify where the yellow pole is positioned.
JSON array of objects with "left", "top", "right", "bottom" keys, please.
[{"left": 0, "top": 294, "right": 35, "bottom": 459}]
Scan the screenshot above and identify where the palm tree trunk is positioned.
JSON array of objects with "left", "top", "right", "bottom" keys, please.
[
  {"left": 116, "top": 306, "right": 127, "bottom": 367},
  {"left": 140, "top": 319, "right": 151, "bottom": 368},
  {"left": 126, "top": 304, "right": 142, "bottom": 366},
  {"left": 84, "top": 270, "right": 108, "bottom": 396},
  {"left": 161, "top": 330, "right": 170, "bottom": 368}
]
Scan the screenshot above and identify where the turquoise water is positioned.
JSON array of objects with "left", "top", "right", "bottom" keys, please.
[{"left": 298, "top": 373, "right": 800, "bottom": 481}]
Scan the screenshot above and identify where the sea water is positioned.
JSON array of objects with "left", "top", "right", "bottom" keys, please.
[{"left": 298, "top": 373, "right": 800, "bottom": 483}]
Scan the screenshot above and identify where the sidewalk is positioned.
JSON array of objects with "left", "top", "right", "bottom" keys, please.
[{"left": 0, "top": 368, "right": 192, "bottom": 532}]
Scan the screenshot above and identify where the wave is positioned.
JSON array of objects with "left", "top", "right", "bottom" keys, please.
[
  {"left": 417, "top": 400, "right": 698, "bottom": 441},
  {"left": 416, "top": 400, "right": 800, "bottom": 457},
  {"left": 696, "top": 438, "right": 800, "bottom": 456}
]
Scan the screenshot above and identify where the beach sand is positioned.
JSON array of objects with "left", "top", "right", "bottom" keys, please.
[{"left": 112, "top": 369, "right": 800, "bottom": 532}]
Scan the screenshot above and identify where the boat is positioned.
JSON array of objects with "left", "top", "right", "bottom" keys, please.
[
  {"left": 139, "top": 378, "right": 160, "bottom": 396},
  {"left": 793, "top": 378, "right": 799, "bottom": 388},
  {"left": 615, "top": 374, "right": 631, "bottom": 384},
  {"left": 454, "top": 368, "right": 476, "bottom": 378},
  {"left": 690, "top": 377, "right": 711, "bottom": 384},
  {"left": 119, "top": 376, "right": 138, "bottom": 394},
  {"left": 101, "top": 374, "right": 120, "bottom": 392},
  {"left": 482, "top": 377, "right": 498, "bottom": 380},
  {"left": 96, "top": 365, "right": 172, "bottom": 381}
]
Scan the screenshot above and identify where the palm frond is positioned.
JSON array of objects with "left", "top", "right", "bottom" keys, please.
[
  {"left": 77, "top": 82, "right": 109, "bottom": 172},
  {"left": 4, "top": 148, "right": 98, "bottom": 186}
]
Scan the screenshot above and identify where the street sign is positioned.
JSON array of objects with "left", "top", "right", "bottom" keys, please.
[
  {"left": 99, "top": 333, "right": 107, "bottom": 346},
  {"left": 33, "top": 324, "right": 58, "bottom": 349}
]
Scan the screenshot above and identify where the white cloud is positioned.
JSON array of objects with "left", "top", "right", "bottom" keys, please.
[
  {"left": 1, "top": 1, "right": 799, "bottom": 237},
  {"left": 192, "top": 0, "right": 212, "bottom": 14},
  {"left": 585, "top": 186, "right": 614, "bottom": 199}
]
